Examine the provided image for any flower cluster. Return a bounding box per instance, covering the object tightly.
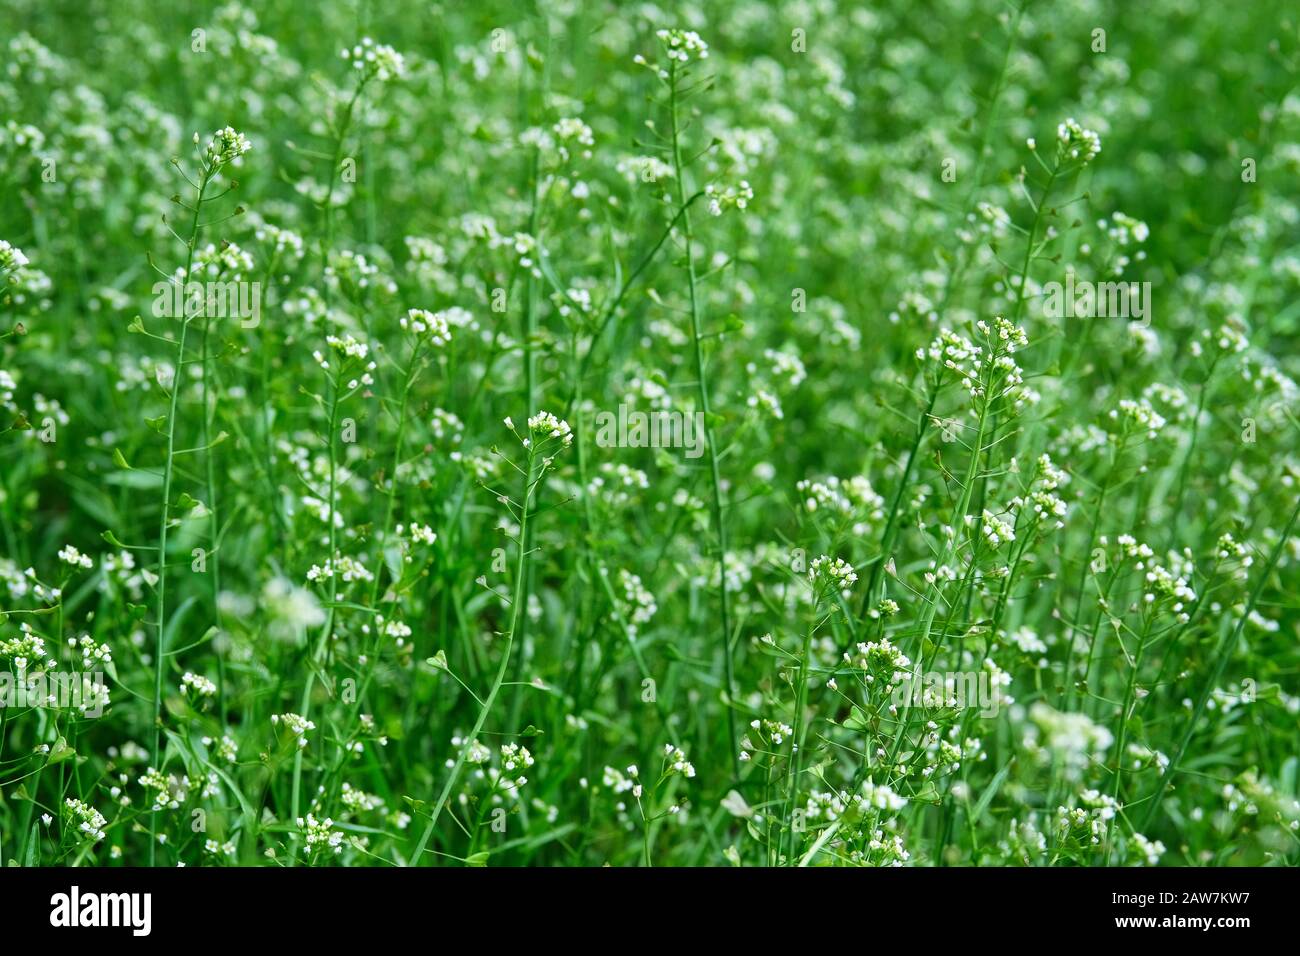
[73,633,112,667]
[400,308,453,346]
[271,712,317,747]
[918,328,980,379]
[402,522,438,546]
[0,623,46,671]
[299,813,345,854]
[341,37,406,82]
[663,743,696,778]
[1109,397,1167,439]
[1055,117,1101,166]
[190,241,255,280]
[0,239,29,275]
[64,797,108,843]
[796,475,886,527]
[306,555,373,584]
[551,117,594,163]
[740,718,794,763]
[57,545,93,570]
[655,29,709,64]
[809,554,858,591]
[619,570,658,637]
[705,180,754,216]
[602,765,637,795]
[499,743,535,789]
[203,126,252,168]
[975,509,1016,548]
[523,410,573,448]
[180,672,217,699]
[1142,561,1197,620]
[844,637,913,698]
[1024,704,1114,781]
[138,767,192,810]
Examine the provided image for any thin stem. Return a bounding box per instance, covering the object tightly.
[287,362,342,861]
[668,61,738,775]
[860,379,941,617]
[1104,614,1152,864]
[200,256,225,714]
[1139,495,1300,833]
[150,162,211,865]
[411,445,542,862]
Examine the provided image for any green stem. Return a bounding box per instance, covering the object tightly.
[860,379,941,618]
[1104,615,1152,864]
[1139,495,1300,833]
[287,363,343,862]
[668,61,738,774]
[149,163,210,866]
[411,445,542,863]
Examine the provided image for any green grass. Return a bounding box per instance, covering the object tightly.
[0,0,1298,867]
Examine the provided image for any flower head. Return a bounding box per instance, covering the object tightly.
[1055,118,1101,166]
[204,126,252,168]
[342,37,406,82]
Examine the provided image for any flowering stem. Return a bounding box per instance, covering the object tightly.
[860,379,941,619]
[565,189,705,415]
[668,61,738,775]
[569,338,670,734]
[149,162,210,865]
[513,147,542,693]
[371,339,424,609]
[1012,163,1059,325]
[1165,356,1222,551]
[1062,442,1120,713]
[1139,495,1300,833]
[320,79,368,284]
[411,445,540,863]
[783,613,818,863]
[309,341,427,824]
[287,362,344,863]
[199,261,225,712]
[1104,614,1152,864]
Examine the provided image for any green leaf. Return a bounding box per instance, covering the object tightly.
[24,823,39,866]
[162,596,199,655]
[48,736,76,765]
[970,760,1014,824]
[842,705,870,731]
[911,780,941,804]
[103,469,164,489]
